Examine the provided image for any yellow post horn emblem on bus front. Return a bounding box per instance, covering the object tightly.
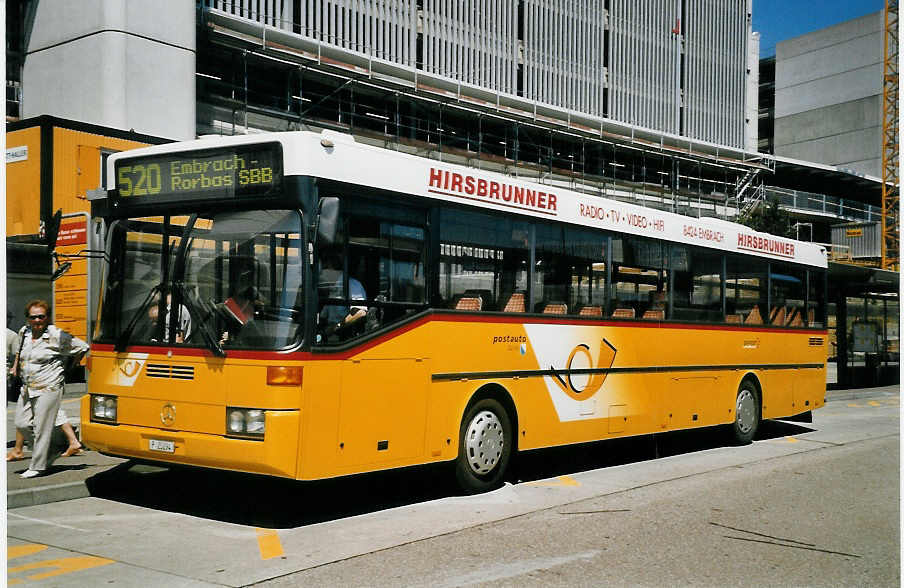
[550,339,617,402]
[109,355,147,387]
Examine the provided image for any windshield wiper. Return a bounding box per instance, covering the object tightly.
[171,281,226,358]
[115,283,162,352]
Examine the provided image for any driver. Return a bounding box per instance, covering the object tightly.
[318,251,367,340]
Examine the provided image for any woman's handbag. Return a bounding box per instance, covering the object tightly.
[7,330,25,403]
[6,372,22,403]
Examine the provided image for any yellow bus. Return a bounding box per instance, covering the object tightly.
[82,130,827,493]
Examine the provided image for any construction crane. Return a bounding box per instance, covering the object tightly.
[882,0,899,270]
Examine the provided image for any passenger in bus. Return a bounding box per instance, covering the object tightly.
[318,251,367,341]
[146,292,191,343]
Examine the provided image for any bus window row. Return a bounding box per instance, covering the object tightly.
[315,190,827,345]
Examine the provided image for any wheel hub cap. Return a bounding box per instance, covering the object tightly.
[465,410,504,475]
[736,389,756,434]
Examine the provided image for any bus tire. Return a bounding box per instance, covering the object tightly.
[731,380,760,445]
[455,398,512,494]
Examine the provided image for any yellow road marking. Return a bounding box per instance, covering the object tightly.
[785,436,799,443]
[527,475,581,487]
[847,403,861,408]
[8,556,114,582]
[7,544,47,559]
[256,528,284,560]
[868,401,881,407]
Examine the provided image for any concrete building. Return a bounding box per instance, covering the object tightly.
[18,0,196,141]
[772,11,883,177]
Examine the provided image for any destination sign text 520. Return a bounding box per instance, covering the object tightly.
[115,144,282,201]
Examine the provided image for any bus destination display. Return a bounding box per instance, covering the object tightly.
[115,144,282,201]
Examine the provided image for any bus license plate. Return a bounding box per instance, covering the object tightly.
[149,439,175,453]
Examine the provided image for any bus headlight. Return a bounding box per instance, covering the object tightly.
[90,395,118,424]
[226,407,266,440]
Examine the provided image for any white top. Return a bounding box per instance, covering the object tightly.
[19,325,88,396]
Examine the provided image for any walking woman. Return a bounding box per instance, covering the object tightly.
[11,300,88,478]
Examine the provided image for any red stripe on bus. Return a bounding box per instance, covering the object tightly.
[90,316,827,361]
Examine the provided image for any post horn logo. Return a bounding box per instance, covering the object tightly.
[550,339,617,401]
[118,359,141,378]
[161,404,176,427]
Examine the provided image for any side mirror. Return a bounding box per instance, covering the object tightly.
[44,209,63,249]
[52,260,72,282]
[316,197,340,246]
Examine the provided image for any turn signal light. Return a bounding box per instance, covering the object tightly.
[267,366,302,386]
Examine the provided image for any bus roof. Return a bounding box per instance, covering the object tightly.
[108,130,828,268]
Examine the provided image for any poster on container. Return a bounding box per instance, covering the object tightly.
[53,213,90,347]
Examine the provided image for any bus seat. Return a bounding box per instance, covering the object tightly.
[579,306,602,317]
[807,308,815,325]
[642,309,664,320]
[612,307,635,319]
[787,308,803,327]
[464,289,494,310]
[770,306,786,325]
[542,302,567,315]
[745,306,763,324]
[503,292,525,313]
[725,314,742,324]
[455,296,482,311]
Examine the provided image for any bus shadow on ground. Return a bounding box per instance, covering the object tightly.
[84,418,815,529]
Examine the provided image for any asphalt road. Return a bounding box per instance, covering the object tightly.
[7,387,899,587]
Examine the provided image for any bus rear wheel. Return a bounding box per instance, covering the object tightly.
[455,398,512,494]
[731,380,760,445]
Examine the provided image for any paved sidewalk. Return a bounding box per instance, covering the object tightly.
[6,383,126,508]
[6,383,899,509]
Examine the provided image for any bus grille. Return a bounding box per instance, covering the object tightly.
[808,337,825,346]
[146,363,195,380]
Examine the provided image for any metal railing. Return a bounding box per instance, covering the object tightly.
[764,186,883,223]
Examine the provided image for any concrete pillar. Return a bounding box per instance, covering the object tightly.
[22,0,195,140]
[835,291,849,389]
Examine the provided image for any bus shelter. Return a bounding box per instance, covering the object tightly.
[828,263,899,389]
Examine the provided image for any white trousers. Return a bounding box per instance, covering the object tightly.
[15,387,65,472]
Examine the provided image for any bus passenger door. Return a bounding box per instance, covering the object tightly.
[337,358,429,469]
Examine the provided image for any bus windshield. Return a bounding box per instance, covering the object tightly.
[98,209,305,352]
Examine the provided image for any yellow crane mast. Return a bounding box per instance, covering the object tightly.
[882,0,899,270]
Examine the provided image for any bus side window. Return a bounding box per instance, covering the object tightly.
[610,236,666,320]
[671,245,722,322]
[317,200,427,344]
[726,254,767,326]
[439,208,529,313]
[770,262,806,327]
[807,269,826,327]
[536,224,606,316]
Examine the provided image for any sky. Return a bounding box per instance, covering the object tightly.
[753,0,886,57]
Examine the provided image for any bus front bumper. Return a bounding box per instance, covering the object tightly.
[80,412,300,478]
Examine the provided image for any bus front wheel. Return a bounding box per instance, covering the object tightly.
[731,380,760,445]
[455,398,512,494]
